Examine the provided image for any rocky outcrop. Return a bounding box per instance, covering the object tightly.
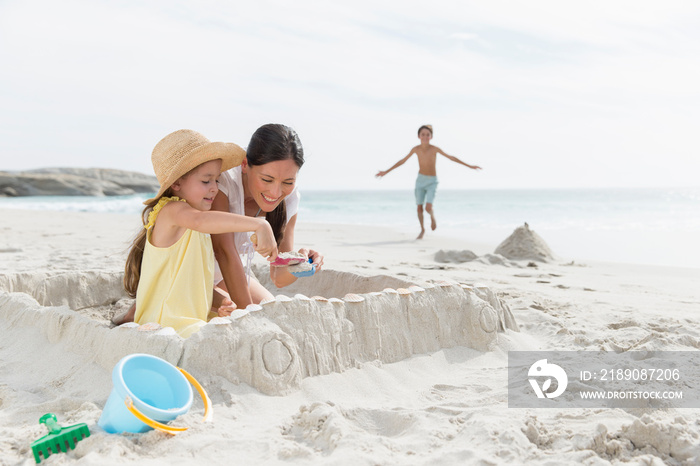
[0,168,159,197]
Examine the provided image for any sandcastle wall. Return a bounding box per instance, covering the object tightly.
[0,267,518,395]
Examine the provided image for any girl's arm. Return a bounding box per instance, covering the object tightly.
[437,148,482,170]
[375,149,415,177]
[164,200,278,258]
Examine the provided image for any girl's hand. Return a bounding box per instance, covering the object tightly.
[251,220,278,260]
[217,297,236,317]
[212,286,236,317]
[298,248,324,271]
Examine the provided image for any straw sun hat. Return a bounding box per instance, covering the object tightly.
[145,129,246,205]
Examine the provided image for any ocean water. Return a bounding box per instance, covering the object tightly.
[2,188,698,268]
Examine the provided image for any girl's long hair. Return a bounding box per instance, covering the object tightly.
[246,124,304,245]
[123,189,174,297]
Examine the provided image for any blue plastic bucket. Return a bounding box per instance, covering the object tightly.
[98,354,193,434]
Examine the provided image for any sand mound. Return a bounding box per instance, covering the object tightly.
[434,250,519,267]
[494,223,556,262]
[434,249,478,263]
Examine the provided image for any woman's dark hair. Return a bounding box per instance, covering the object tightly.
[247,124,304,245]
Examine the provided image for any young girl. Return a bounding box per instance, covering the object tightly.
[123,129,277,338]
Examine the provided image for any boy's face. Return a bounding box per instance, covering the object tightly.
[418,128,432,143]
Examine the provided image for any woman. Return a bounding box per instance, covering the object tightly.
[212,123,323,307]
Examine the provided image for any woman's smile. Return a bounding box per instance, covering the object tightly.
[261,192,281,204]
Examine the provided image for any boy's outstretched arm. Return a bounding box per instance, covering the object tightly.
[376,150,414,177]
[437,148,482,170]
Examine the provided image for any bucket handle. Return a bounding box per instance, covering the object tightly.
[123,367,212,435]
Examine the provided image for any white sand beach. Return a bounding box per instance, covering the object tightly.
[1,208,699,465]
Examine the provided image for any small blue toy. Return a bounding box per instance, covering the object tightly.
[289,258,316,278]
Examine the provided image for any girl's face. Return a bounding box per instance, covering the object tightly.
[243,159,299,212]
[172,159,222,211]
[418,128,432,144]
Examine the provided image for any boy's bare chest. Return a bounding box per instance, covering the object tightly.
[415,147,437,161]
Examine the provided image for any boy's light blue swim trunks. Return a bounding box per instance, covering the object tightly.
[415,174,438,205]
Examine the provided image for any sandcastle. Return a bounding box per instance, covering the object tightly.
[0,266,519,395]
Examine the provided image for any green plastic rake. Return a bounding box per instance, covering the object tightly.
[30,413,90,463]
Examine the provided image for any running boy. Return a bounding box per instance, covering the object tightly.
[375,125,481,239]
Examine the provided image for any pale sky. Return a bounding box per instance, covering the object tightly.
[1,0,699,190]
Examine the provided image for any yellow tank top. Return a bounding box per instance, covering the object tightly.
[134,197,214,338]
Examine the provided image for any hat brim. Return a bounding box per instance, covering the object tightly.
[144,141,245,205]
